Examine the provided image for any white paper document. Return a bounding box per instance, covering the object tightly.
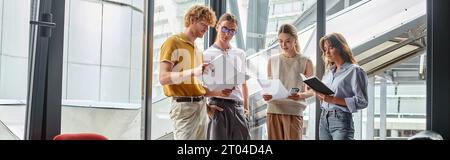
[203,54,248,91]
[257,79,290,100]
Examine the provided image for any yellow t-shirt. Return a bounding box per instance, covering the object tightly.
[159,33,206,97]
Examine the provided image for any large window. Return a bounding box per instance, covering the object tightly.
[0,0,31,140]
[0,0,437,141]
[60,0,145,140]
[325,0,427,140]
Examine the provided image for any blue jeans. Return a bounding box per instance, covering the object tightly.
[319,109,354,140]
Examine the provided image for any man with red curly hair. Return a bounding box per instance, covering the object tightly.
[159,5,231,140]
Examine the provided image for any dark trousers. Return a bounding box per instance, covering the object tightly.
[207,98,251,140]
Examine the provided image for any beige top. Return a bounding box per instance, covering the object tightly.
[267,54,310,116]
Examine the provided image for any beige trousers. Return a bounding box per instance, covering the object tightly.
[169,99,207,140]
[267,113,303,140]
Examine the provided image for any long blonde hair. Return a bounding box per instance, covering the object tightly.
[319,33,356,68]
[278,24,301,54]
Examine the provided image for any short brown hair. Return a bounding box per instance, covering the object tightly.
[216,13,238,27]
[184,5,217,28]
[319,33,357,68]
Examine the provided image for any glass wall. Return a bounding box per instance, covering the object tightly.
[325,0,427,140]
[0,0,433,141]
[0,0,31,140]
[265,0,316,47]
[372,76,426,140]
[60,0,145,140]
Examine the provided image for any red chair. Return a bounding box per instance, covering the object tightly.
[53,133,108,140]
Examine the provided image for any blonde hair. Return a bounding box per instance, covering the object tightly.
[278,24,301,54]
[319,33,357,68]
[184,5,217,28]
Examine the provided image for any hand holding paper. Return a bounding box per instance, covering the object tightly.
[203,54,248,91]
[257,79,290,101]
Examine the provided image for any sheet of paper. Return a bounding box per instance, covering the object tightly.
[257,79,290,100]
[203,54,247,91]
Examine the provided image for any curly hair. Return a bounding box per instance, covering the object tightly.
[184,5,217,28]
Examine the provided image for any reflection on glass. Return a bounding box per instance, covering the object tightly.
[0,0,31,140]
[61,0,145,140]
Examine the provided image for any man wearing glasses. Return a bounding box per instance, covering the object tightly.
[203,13,251,140]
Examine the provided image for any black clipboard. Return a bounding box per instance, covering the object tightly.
[300,74,334,95]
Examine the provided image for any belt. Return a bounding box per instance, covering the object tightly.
[321,109,350,115]
[209,97,243,105]
[322,109,346,112]
[173,96,204,102]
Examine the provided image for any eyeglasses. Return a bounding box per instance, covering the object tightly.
[221,26,236,36]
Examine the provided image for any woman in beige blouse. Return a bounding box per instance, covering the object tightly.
[263,24,314,140]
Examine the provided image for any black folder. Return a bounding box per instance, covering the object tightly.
[301,74,334,95]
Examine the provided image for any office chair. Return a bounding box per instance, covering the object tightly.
[53,133,108,140]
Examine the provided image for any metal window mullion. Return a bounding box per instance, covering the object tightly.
[26,0,65,140]
[354,110,362,140]
[380,77,387,140]
[26,0,52,140]
[128,6,133,106]
[25,36,48,140]
[425,0,432,133]
[98,2,104,103]
[25,0,39,140]
[315,0,326,140]
[207,0,226,48]
[143,0,154,140]
[228,0,245,50]
[366,76,375,140]
[344,0,350,8]
[43,0,65,140]
[426,0,450,140]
